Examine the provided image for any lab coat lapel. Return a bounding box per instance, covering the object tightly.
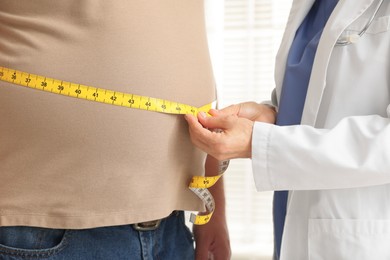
[300,0,375,126]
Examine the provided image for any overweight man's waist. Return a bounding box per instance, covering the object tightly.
[0,153,205,228]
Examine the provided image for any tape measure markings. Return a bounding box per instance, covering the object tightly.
[0,67,209,116]
[189,159,229,225]
[0,66,225,225]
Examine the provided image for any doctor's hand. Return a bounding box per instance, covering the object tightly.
[184,102,276,161]
[217,102,276,124]
[185,110,253,160]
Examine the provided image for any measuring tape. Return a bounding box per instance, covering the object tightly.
[189,160,229,225]
[0,66,228,225]
[0,67,213,115]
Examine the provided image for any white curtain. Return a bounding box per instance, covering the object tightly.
[204,1,293,259]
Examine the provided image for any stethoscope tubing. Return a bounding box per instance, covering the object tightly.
[336,0,385,46]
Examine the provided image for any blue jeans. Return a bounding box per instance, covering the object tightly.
[0,211,194,260]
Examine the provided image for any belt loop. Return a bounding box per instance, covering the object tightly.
[133,219,161,231]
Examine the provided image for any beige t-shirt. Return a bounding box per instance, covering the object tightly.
[0,0,215,228]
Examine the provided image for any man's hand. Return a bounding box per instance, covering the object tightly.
[193,213,230,260]
[193,155,231,260]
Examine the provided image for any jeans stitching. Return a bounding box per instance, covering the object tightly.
[0,230,73,258]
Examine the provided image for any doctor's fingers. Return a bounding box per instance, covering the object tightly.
[218,102,276,124]
[185,114,253,160]
[197,112,238,130]
[188,131,230,160]
[185,114,215,147]
[234,102,276,123]
[186,115,253,160]
[185,115,225,158]
[215,104,241,116]
[219,102,257,118]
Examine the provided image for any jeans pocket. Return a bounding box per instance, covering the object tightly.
[0,226,71,258]
[178,212,194,245]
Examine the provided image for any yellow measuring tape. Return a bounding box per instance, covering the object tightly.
[0,66,227,225]
[189,160,229,225]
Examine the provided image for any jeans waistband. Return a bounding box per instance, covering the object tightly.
[132,211,180,231]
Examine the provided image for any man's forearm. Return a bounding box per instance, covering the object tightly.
[205,155,226,219]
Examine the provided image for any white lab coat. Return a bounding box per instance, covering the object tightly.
[251,0,390,259]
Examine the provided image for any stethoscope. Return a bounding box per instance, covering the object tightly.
[336,0,385,45]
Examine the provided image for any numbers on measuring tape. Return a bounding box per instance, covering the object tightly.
[3,67,212,116]
[0,66,220,225]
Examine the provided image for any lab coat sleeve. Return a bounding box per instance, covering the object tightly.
[251,112,390,191]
